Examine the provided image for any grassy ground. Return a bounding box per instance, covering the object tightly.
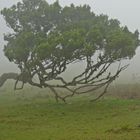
[0,85,140,140]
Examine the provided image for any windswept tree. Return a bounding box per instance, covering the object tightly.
[0,0,139,102]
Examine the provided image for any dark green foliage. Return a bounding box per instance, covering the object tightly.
[1,0,139,64]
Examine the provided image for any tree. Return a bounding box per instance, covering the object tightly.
[0,0,139,102]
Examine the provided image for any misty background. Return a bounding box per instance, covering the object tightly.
[0,0,140,83]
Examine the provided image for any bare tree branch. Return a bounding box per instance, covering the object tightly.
[0,73,19,87]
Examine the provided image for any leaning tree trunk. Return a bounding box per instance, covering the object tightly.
[0,73,19,87]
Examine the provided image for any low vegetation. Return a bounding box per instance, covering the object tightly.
[0,84,140,140]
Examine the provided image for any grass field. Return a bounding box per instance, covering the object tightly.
[0,84,140,140]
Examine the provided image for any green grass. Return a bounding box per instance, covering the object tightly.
[0,86,140,140]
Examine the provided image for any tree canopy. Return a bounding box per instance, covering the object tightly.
[0,0,139,102]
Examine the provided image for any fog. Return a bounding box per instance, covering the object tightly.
[0,0,140,83]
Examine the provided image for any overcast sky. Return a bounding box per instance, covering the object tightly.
[0,0,140,83]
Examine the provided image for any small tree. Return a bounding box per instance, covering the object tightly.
[0,0,139,102]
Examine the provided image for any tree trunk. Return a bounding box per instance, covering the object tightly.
[0,73,19,87]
